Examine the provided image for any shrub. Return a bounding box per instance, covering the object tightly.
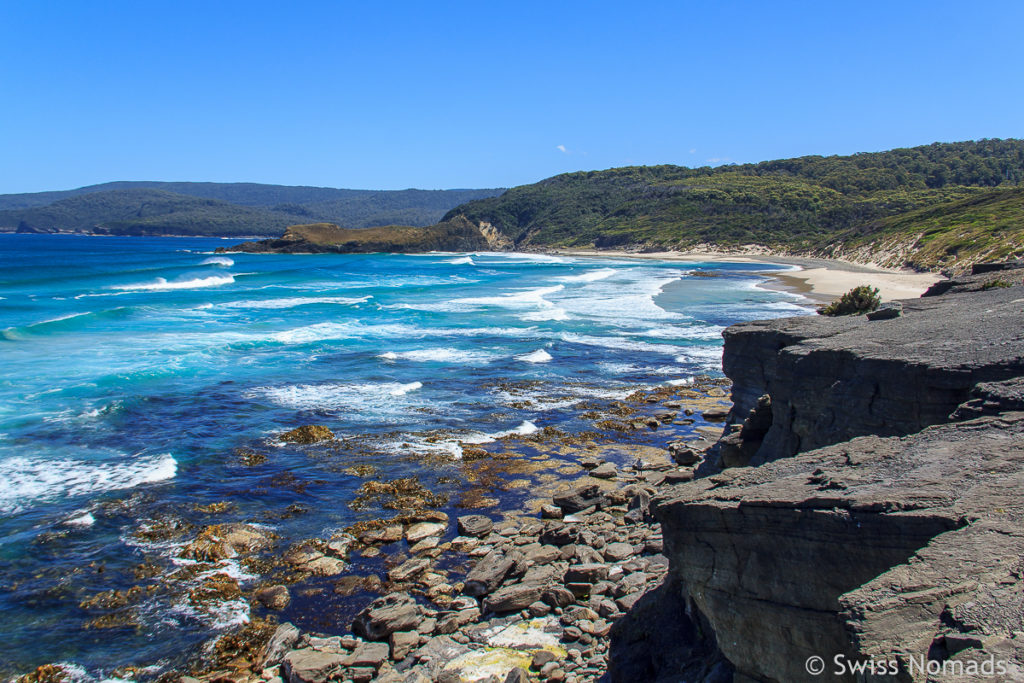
[981,279,1012,290]
[819,285,881,316]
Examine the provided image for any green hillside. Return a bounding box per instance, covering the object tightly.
[444,139,1024,270]
[0,183,503,235]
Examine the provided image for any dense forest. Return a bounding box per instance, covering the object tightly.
[0,183,502,236]
[444,139,1024,269]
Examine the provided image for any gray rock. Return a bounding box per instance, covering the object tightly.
[456,514,493,538]
[483,581,544,613]
[589,463,617,479]
[345,641,389,667]
[281,648,346,683]
[541,586,576,608]
[602,542,633,562]
[540,504,564,519]
[464,549,523,596]
[256,584,291,611]
[667,441,702,466]
[387,557,431,583]
[564,564,609,584]
[351,593,422,641]
[261,622,301,668]
[552,484,603,513]
[389,630,419,661]
[503,667,531,683]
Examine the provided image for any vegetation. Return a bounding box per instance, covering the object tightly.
[0,184,503,236]
[444,139,1024,271]
[819,286,881,316]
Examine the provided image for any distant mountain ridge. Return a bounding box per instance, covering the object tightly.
[0,182,504,236]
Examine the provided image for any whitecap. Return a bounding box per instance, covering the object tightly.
[557,267,616,283]
[561,332,680,355]
[666,377,695,386]
[519,308,569,322]
[111,274,235,292]
[64,511,95,527]
[389,381,423,396]
[377,348,498,364]
[217,295,371,310]
[452,285,564,309]
[250,381,426,414]
[517,349,552,363]
[446,256,475,265]
[200,256,234,267]
[0,452,177,515]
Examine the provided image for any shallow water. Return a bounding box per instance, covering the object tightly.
[0,234,809,678]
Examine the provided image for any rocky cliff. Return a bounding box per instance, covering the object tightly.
[611,266,1024,682]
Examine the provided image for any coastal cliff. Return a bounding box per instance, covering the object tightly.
[610,265,1024,682]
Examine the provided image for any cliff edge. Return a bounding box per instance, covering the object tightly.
[611,265,1024,682]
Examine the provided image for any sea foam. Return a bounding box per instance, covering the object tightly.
[0,452,177,515]
[200,256,234,267]
[112,274,235,292]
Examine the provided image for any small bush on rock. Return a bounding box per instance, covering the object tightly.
[819,285,881,316]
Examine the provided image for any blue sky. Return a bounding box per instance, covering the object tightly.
[1,1,1022,193]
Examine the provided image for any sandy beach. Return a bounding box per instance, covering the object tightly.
[555,249,944,305]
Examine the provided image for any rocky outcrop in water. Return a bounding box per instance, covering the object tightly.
[611,266,1024,682]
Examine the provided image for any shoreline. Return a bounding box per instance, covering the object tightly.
[551,248,944,304]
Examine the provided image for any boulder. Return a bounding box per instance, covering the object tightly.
[552,484,603,513]
[352,593,422,641]
[483,582,544,613]
[456,514,493,538]
[389,631,419,661]
[464,549,522,596]
[589,463,617,479]
[255,585,291,610]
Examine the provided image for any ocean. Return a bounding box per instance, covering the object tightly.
[0,234,810,679]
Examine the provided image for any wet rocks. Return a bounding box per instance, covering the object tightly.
[279,425,335,444]
[180,523,275,562]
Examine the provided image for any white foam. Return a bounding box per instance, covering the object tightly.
[452,285,564,309]
[517,349,552,363]
[0,452,177,515]
[506,420,539,436]
[36,311,93,325]
[217,295,370,310]
[377,348,498,364]
[200,256,234,267]
[111,274,235,292]
[250,381,426,413]
[561,332,681,355]
[666,376,695,386]
[64,511,95,527]
[389,381,423,396]
[519,308,569,322]
[495,252,568,263]
[557,267,616,283]
[446,256,475,265]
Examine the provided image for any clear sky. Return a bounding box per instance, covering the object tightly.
[1,1,1022,193]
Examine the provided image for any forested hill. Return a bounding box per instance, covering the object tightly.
[0,183,503,236]
[444,139,1024,271]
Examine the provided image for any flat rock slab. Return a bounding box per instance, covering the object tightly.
[282,649,346,683]
[352,592,422,641]
[406,522,446,543]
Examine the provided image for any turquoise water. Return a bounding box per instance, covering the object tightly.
[0,235,808,678]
